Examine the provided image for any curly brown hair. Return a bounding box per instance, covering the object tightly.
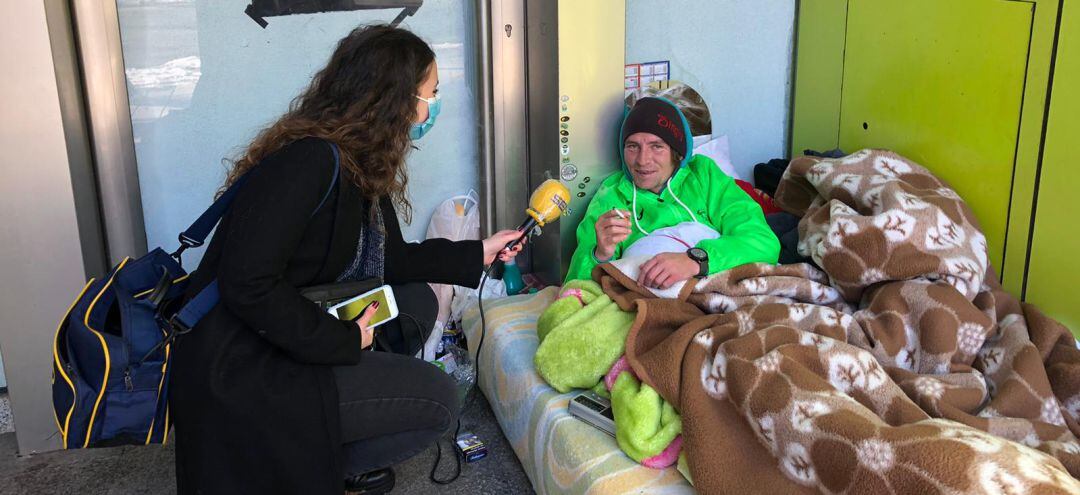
[222,24,435,223]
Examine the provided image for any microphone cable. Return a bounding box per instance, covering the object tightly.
[429,418,463,484]
[473,262,498,396]
[428,261,499,485]
[430,178,565,483]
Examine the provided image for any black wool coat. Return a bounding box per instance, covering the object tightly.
[171,137,483,494]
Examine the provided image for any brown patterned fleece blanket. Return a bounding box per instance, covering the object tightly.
[594,150,1080,494]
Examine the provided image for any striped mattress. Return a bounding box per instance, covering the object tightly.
[462,287,693,494]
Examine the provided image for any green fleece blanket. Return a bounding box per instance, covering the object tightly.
[611,372,683,464]
[534,280,633,393]
[534,281,682,465]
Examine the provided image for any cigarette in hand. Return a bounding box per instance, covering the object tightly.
[612,209,626,219]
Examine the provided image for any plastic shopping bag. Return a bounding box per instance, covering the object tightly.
[426,190,480,243]
[422,191,480,361]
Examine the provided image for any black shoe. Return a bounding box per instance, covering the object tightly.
[344,467,395,494]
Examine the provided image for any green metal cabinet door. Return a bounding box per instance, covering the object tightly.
[1026,0,1080,337]
[837,0,1033,272]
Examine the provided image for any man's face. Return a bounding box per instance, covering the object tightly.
[624,132,676,193]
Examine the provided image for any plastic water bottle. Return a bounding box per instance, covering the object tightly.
[448,344,476,404]
[503,258,524,295]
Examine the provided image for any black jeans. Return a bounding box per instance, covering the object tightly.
[334,283,460,476]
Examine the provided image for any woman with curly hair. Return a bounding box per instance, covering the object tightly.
[170,24,523,494]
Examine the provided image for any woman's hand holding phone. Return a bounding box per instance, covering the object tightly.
[353,301,380,349]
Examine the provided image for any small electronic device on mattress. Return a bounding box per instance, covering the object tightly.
[568,391,616,437]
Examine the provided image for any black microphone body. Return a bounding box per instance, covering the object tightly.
[504,217,538,252]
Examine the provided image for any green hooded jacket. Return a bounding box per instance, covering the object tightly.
[565,98,780,283]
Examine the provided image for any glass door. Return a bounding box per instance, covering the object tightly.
[114,0,483,265]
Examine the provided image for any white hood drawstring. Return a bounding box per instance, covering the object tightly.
[631,186,650,236]
[630,177,699,237]
[666,179,699,224]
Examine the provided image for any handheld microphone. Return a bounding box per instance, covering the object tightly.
[504,179,572,252]
[473,179,569,476]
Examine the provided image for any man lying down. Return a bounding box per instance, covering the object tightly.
[565,96,780,289]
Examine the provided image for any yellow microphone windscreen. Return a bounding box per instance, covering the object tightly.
[526,179,571,227]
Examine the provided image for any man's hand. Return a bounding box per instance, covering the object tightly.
[637,252,699,289]
[594,209,632,261]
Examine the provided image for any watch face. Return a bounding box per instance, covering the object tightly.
[689,248,708,261]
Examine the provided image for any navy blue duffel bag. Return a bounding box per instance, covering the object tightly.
[52,143,340,448]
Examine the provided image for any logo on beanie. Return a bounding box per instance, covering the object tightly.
[657,114,683,143]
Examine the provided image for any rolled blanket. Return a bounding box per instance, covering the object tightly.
[536,279,605,343]
[606,355,684,469]
[610,371,683,465]
[535,282,686,469]
[534,281,634,393]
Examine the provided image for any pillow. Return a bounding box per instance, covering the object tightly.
[691,134,742,181]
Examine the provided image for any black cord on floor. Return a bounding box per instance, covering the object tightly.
[426,263,498,485]
[429,418,463,484]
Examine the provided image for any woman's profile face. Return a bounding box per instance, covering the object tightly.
[415,61,439,123]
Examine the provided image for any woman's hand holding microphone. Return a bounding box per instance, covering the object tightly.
[482,230,527,265]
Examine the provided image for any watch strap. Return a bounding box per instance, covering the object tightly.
[687,248,708,278]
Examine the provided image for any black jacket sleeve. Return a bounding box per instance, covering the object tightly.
[217,139,364,365]
[382,197,485,288]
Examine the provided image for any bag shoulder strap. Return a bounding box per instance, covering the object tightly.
[171,141,341,331]
[175,141,341,254]
[313,141,341,215]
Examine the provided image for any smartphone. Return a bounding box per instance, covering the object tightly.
[326,285,399,327]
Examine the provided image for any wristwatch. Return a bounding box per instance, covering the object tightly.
[686,247,709,278]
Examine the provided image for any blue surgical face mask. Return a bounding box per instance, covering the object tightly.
[410,94,441,140]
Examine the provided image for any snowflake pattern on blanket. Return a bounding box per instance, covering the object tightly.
[597,150,1080,494]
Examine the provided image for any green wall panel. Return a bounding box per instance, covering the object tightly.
[837,0,1032,272]
[790,0,848,156]
[1026,0,1080,337]
[790,0,1061,296]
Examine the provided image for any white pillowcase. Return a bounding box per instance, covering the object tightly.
[691,134,743,181]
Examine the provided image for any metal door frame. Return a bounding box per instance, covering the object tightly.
[70,0,148,266]
[1,0,111,456]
